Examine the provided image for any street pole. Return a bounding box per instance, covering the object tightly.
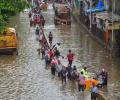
[90,0,92,31]
[32,0,33,6]
[111,0,116,57]
[111,0,115,51]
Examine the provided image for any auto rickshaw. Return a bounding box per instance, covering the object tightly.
[0,27,18,55]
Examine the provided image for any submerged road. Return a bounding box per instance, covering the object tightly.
[0,4,120,100]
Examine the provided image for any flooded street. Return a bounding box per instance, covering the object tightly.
[0,4,120,100]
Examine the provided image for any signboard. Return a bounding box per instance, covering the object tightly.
[108,23,120,30]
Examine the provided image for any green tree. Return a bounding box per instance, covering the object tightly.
[0,0,30,33]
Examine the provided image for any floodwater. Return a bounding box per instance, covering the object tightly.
[0,4,120,100]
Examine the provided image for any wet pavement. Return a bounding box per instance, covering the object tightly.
[0,4,120,100]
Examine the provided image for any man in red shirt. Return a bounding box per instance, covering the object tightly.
[67,49,74,67]
[48,49,53,63]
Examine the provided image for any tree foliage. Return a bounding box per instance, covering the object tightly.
[0,0,30,32]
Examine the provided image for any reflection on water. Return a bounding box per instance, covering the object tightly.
[0,4,120,100]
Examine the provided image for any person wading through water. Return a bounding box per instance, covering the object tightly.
[35,26,40,35]
[71,65,78,80]
[48,32,53,47]
[48,49,53,64]
[78,72,85,92]
[66,64,72,80]
[53,47,60,58]
[61,66,67,84]
[98,68,108,86]
[45,51,50,68]
[51,62,56,76]
[67,49,74,67]
[41,46,45,59]
[56,60,62,77]
[40,15,45,28]
[90,83,99,100]
[80,67,89,78]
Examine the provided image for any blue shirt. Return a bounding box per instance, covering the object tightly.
[90,86,99,94]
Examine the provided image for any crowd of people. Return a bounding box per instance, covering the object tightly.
[28,2,108,100]
[37,30,108,100]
